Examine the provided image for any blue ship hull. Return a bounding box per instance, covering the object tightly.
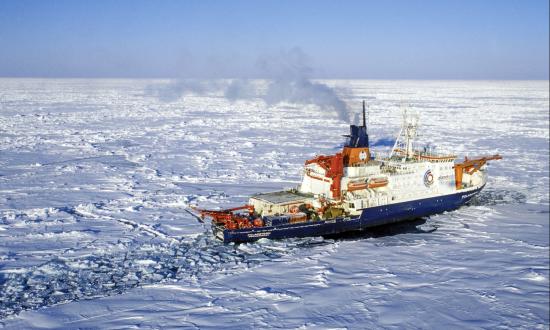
[217,185,484,243]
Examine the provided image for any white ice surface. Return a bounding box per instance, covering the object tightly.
[0,79,548,329]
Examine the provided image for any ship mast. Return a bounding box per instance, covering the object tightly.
[389,107,419,161]
[362,100,367,128]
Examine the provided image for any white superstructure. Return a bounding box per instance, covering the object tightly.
[295,108,495,216]
[250,103,500,219]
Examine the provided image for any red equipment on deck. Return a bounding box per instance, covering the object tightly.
[198,205,257,229]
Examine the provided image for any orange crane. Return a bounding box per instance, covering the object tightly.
[304,153,344,199]
[454,154,502,189]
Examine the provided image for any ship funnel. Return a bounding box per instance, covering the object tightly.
[343,101,371,165]
[344,101,370,149]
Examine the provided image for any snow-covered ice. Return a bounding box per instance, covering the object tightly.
[0,78,548,329]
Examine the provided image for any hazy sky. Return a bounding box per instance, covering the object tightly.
[1,0,548,79]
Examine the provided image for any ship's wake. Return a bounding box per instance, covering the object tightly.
[0,233,326,318]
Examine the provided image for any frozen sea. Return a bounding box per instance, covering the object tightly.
[0,79,548,329]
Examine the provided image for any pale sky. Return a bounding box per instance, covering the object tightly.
[1,0,548,79]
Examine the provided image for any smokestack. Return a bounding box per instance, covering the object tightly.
[362,100,366,128]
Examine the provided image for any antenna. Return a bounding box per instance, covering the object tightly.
[389,104,419,161]
[362,100,366,128]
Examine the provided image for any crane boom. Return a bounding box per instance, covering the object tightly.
[454,154,502,189]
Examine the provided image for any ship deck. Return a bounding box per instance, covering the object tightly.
[250,190,313,205]
[223,184,485,243]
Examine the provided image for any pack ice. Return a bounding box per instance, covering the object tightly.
[0,79,548,329]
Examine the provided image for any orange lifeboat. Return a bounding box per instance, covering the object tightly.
[347,177,389,191]
[367,177,389,188]
[347,181,368,192]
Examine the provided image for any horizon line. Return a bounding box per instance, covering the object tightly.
[0,76,548,81]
